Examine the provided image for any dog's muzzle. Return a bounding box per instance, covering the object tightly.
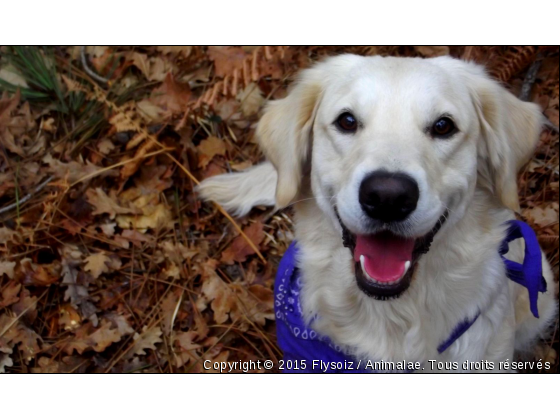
[336,209,448,300]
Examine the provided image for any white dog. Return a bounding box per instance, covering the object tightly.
[198,55,557,372]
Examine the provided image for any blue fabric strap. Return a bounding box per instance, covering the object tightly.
[437,314,480,354]
[499,220,547,318]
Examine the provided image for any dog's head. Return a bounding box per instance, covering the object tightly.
[257,55,542,300]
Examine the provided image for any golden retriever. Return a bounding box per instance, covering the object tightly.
[198,55,557,371]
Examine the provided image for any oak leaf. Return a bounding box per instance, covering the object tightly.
[221,221,265,264]
[86,188,139,219]
[197,136,227,168]
[126,326,163,358]
[151,73,191,115]
[0,260,16,279]
[84,252,121,279]
[0,281,21,308]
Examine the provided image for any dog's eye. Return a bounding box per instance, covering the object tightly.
[336,112,358,133]
[431,117,457,138]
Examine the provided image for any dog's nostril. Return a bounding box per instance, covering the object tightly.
[359,171,419,223]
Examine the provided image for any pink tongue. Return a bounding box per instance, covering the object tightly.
[354,232,415,282]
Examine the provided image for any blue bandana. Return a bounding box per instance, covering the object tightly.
[274,220,547,372]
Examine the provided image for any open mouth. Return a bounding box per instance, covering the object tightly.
[337,210,448,300]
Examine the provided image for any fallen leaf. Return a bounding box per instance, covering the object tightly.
[0,260,16,279]
[208,46,247,78]
[151,73,191,115]
[86,188,139,219]
[84,252,120,279]
[0,64,28,87]
[137,99,166,123]
[129,52,173,82]
[173,331,201,368]
[156,46,193,57]
[116,203,172,232]
[197,136,227,168]
[126,326,163,358]
[0,314,41,362]
[201,268,237,324]
[414,46,450,57]
[97,139,116,155]
[43,153,115,184]
[237,83,264,117]
[524,204,559,227]
[0,281,21,307]
[221,221,265,264]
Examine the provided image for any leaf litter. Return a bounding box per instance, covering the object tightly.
[0,46,558,373]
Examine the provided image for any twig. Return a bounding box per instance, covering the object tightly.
[544,119,559,135]
[80,46,109,84]
[519,57,542,101]
[0,175,54,216]
[165,153,267,264]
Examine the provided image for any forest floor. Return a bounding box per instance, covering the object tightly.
[0,46,558,373]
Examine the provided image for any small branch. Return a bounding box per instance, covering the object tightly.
[80,46,110,84]
[0,175,54,215]
[519,57,542,101]
[543,119,559,135]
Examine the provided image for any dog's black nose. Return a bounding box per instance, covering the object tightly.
[359,171,419,223]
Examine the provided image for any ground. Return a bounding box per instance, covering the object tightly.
[0,46,557,373]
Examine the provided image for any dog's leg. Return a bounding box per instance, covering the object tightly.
[196,161,278,217]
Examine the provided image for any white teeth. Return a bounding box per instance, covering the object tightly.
[404,260,411,273]
[359,255,378,283]
[359,256,412,285]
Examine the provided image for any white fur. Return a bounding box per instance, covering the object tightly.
[198,55,557,371]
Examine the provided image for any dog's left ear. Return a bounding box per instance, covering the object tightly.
[454,60,543,212]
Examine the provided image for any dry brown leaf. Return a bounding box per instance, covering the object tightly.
[0,227,17,245]
[0,281,21,308]
[130,52,173,82]
[197,136,227,168]
[201,268,236,324]
[43,154,114,184]
[151,73,191,115]
[84,252,120,279]
[524,203,559,227]
[0,260,16,279]
[237,83,264,117]
[173,331,201,368]
[116,203,172,232]
[12,288,38,323]
[88,320,123,352]
[156,46,193,57]
[105,313,134,336]
[0,314,41,362]
[126,326,163,358]
[208,46,247,78]
[414,46,450,57]
[137,99,166,123]
[62,320,126,354]
[221,221,265,264]
[97,139,116,155]
[86,188,139,219]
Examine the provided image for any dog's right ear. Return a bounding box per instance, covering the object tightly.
[256,67,324,208]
